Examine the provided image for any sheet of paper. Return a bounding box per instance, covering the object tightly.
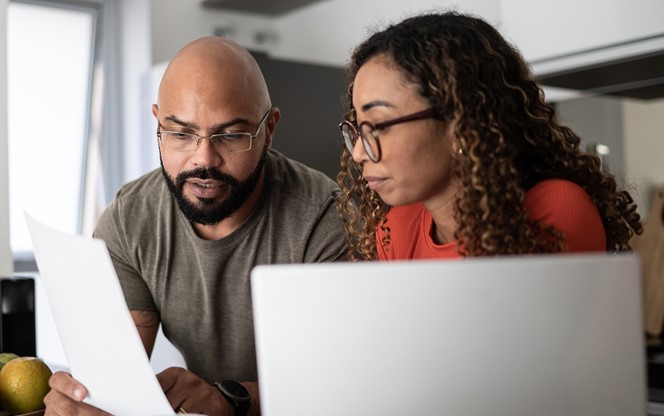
[25,213,175,416]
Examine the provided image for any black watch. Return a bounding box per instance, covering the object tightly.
[214,380,252,416]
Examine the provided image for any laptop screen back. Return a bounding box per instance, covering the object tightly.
[251,254,645,416]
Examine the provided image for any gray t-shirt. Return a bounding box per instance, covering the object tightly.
[93,149,347,382]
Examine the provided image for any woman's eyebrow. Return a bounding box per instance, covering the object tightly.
[360,100,395,113]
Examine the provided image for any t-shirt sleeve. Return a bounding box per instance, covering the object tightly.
[524,180,606,252]
[93,197,158,311]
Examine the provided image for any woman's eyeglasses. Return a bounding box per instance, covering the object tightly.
[339,108,440,163]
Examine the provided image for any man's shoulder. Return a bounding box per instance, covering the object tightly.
[105,169,169,219]
[115,169,165,201]
[95,168,173,238]
[266,149,339,202]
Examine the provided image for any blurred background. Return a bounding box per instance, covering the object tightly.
[0,0,663,380]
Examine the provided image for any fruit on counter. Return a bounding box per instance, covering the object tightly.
[0,353,18,370]
[0,357,53,415]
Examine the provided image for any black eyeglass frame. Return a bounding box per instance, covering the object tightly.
[157,108,272,154]
[339,107,441,163]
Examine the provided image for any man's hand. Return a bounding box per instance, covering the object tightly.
[44,371,110,416]
[157,367,232,415]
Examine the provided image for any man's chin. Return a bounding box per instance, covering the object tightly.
[178,195,237,225]
[186,194,222,208]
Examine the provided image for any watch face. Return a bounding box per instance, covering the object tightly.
[221,380,251,401]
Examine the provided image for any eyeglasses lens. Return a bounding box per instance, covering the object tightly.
[341,124,357,153]
[359,125,379,161]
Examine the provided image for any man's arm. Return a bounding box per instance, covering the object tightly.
[131,309,160,358]
[134,310,258,415]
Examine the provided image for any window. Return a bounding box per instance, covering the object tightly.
[7,1,97,269]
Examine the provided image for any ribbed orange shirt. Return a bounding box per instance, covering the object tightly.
[377,179,607,260]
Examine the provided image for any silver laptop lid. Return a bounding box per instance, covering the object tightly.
[251,254,645,416]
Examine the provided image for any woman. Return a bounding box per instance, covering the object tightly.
[336,11,642,261]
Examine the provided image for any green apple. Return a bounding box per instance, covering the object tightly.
[0,352,19,370]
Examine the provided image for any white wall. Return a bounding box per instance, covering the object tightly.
[623,97,664,217]
[0,0,11,276]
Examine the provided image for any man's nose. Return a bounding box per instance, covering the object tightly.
[191,136,223,167]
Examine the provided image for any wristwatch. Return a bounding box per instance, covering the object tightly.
[214,380,252,416]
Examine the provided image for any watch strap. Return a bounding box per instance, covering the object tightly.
[214,380,252,416]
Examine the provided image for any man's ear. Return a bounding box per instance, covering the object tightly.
[152,104,159,119]
[264,107,281,148]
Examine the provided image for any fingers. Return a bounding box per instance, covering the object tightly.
[157,366,186,393]
[157,368,227,415]
[44,388,109,416]
[157,367,188,410]
[48,371,88,402]
[44,372,109,416]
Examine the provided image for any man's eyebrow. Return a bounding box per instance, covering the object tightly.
[161,115,252,131]
[360,100,395,113]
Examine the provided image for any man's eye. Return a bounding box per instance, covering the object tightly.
[167,132,193,140]
[218,133,247,141]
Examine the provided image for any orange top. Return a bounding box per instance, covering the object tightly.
[377,179,606,260]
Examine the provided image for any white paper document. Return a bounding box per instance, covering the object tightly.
[26,213,175,416]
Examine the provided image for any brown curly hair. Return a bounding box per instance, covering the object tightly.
[336,11,642,261]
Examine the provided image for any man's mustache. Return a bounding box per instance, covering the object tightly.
[175,168,239,189]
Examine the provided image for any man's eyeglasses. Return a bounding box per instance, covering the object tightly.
[157,108,272,154]
[339,108,440,163]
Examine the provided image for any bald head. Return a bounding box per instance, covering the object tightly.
[156,37,271,121]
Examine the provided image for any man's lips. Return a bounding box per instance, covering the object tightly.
[186,179,227,199]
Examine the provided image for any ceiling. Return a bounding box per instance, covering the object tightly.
[201,0,328,16]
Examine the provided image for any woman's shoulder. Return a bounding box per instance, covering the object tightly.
[525,178,599,212]
[526,178,588,198]
[525,178,597,217]
[525,179,606,252]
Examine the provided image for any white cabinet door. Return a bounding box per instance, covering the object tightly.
[500,0,664,63]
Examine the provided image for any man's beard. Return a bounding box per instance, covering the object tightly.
[160,147,268,226]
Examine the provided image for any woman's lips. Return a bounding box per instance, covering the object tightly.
[364,176,386,190]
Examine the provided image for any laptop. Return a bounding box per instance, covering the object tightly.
[251,254,646,416]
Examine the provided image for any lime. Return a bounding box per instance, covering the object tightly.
[0,353,19,370]
[0,356,52,414]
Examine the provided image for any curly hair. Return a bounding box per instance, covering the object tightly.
[336,11,642,261]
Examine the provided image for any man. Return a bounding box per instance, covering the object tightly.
[45,37,347,415]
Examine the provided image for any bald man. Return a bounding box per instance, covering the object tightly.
[44,37,347,416]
